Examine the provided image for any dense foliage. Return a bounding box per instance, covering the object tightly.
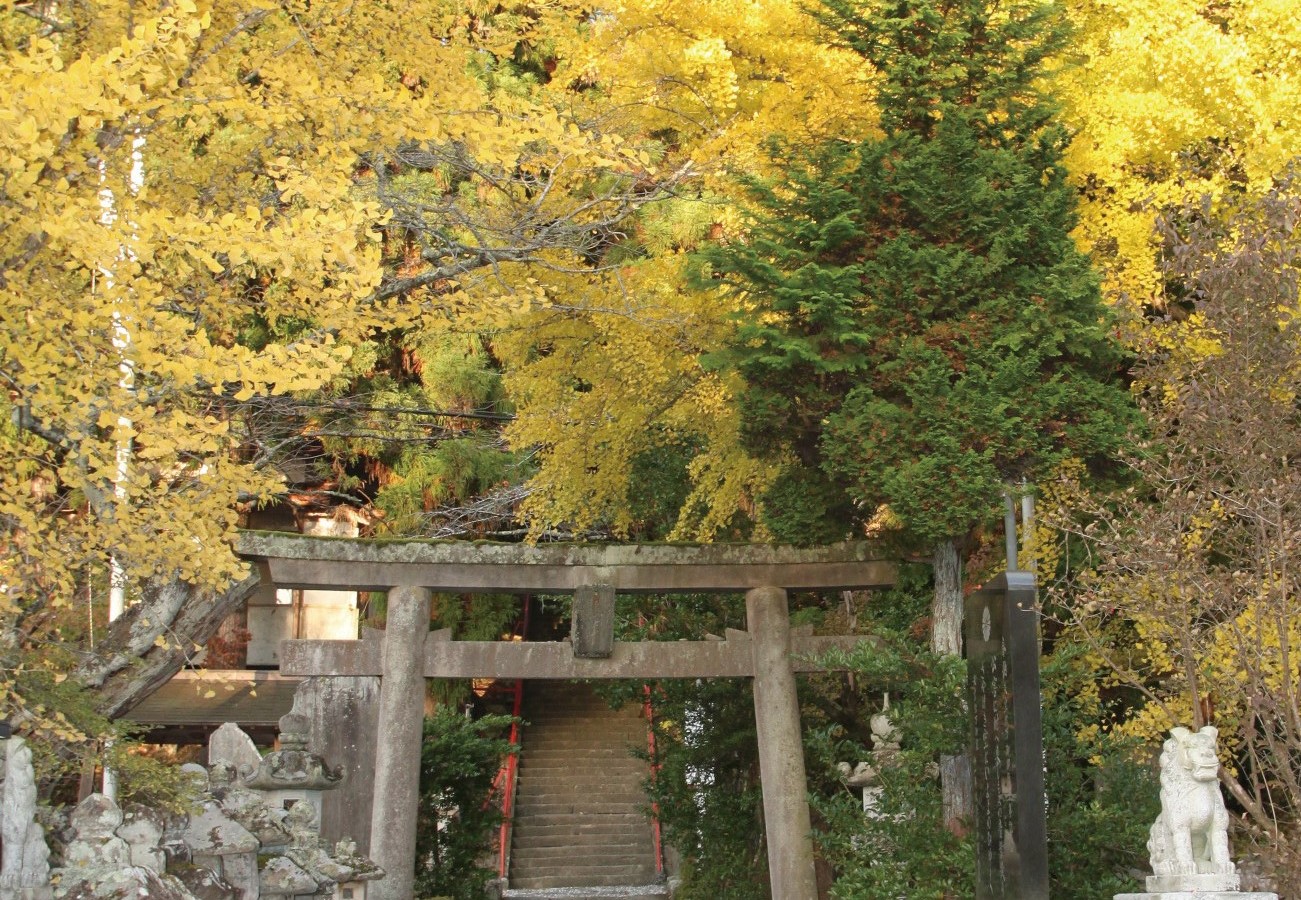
[414,708,517,900]
[809,635,973,900]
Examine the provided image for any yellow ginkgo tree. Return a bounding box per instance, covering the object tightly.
[496,0,880,540]
[0,0,670,744]
[1060,0,1301,308]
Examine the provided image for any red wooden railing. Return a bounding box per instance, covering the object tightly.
[644,683,665,876]
[494,597,531,880]
[495,678,524,879]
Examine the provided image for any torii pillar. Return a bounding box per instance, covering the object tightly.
[368,584,430,900]
[748,586,819,899]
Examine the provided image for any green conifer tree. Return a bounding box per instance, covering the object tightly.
[697,0,1139,830]
[699,0,1137,548]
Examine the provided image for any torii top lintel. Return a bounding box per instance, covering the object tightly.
[237,531,897,594]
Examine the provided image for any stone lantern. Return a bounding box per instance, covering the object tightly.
[244,711,342,823]
[209,761,291,852]
[839,699,901,819]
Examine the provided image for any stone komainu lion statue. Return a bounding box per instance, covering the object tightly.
[1148,726,1235,877]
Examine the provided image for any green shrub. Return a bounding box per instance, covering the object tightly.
[414,707,516,900]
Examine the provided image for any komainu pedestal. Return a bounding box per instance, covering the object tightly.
[1115,726,1276,900]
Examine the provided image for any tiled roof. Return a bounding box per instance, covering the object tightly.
[126,671,301,727]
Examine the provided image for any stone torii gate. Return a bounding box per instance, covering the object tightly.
[239,533,897,900]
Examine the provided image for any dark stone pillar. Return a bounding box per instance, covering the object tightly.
[965,571,1049,900]
[369,585,430,900]
[747,586,819,900]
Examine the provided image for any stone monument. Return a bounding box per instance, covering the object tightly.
[1116,726,1277,900]
[209,723,263,779]
[965,571,1049,899]
[1,736,52,900]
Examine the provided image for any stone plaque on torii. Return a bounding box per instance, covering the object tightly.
[239,532,896,900]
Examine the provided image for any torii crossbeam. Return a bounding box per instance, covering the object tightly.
[280,626,876,680]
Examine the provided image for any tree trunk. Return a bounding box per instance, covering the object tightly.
[932,539,963,656]
[933,538,973,834]
[78,572,261,719]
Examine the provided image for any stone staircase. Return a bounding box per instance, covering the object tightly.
[507,681,663,894]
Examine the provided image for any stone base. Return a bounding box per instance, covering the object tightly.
[1113,869,1284,898]
[1149,874,1241,892]
[1115,893,1278,900]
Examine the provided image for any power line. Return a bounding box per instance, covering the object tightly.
[274,400,516,422]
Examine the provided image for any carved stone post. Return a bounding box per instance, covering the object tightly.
[368,584,431,900]
[297,673,381,850]
[747,586,819,900]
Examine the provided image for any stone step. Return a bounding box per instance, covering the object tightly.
[514,775,646,788]
[513,793,649,807]
[516,766,646,778]
[514,781,646,792]
[518,766,643,778]
[512,828,652,848]
[511,830,648,845]
[502,887,669,900]
[515,776,645,789]
[512,795,645,806]
[524,724,644,731]
[513,781,647,794]
[518,749,644,760]
[509,827,650,842]
[511,839,657,854]
[518,764,643,775]
[513,814,651,828]
[510,870,661,890]
[514,810,649,821]
[519,755,644,766]
[527,702,641,710]
[509,806,647,821]
[514,784,648,799]
[515,782,644,796]
[516,784,645,794]
[511,847,656,864]
[510,860,659,878]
